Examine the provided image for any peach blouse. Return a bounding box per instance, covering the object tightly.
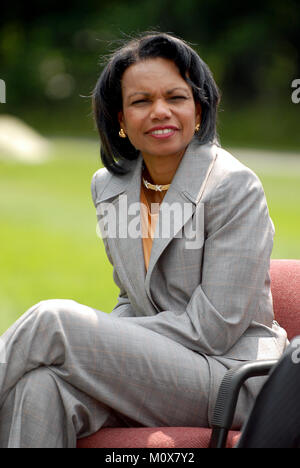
[140,185,160,271]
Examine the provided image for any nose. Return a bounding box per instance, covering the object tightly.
[150,99,172,120]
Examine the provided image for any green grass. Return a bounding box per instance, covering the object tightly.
[0,138,299,335]
[219,101,300,152]
[230,149,300,259]
[0,138,118,334]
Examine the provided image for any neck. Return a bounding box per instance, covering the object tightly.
[142,151,185,185]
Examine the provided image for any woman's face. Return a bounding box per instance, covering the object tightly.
[118,57,201,162]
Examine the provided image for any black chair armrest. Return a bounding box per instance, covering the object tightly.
[209,359,278,448]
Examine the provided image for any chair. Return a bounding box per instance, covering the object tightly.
[77,259,300,449]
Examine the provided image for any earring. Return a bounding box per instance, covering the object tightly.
[195,124,200,133]
[119,128,127,138]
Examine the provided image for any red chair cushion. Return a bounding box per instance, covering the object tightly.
[270,259,300,340]
[77,427,240,448]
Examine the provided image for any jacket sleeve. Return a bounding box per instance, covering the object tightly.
[91,171,136,318]
[103,236,137,318]
[122,167,275,355]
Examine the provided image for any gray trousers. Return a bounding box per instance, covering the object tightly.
[0,299,249,448]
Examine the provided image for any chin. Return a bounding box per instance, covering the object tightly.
[143,143,188,159]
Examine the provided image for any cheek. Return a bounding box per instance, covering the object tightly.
[182,111,197,135]
[122,109,142,130]
[121,112,143,148]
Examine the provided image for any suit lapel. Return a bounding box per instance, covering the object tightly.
[145,141,218,296]
[97,140,218,312]
[96,156,155,313]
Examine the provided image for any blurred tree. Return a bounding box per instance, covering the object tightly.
[0,0,299,145]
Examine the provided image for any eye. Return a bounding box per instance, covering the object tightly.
[131,99,149,105]
[169,95,188,101]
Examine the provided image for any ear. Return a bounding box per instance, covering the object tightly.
[195,102,202,126]
[118,111,126,131]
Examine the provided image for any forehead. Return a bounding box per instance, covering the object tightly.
[121,57,190,95]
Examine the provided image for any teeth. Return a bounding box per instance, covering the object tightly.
[151,129,174,135]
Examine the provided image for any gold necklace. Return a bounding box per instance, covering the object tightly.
[142,177,170,192]
[142,162,171,192]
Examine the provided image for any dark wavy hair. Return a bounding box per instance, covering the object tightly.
[92,32,220,175]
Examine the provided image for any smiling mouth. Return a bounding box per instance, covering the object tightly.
[147,128,178,138]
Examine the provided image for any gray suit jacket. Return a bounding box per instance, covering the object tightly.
[91,140,288,363]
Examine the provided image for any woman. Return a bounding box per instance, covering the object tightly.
[0,32,288,448]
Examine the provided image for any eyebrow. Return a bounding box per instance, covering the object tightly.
[127,87,190,99]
